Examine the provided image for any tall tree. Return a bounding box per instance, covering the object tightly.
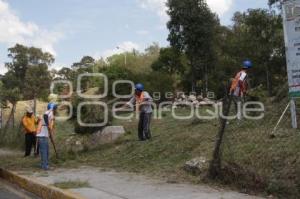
[268,0,280,6]
[71,56,95,92]
[24,65,51,115]
[5,44,54,97]
[231,9,284,96]
[151,47,187,75]
[57,67,75,80]
[1,71,22,128]
[5,44,29,91]
[167,0,218,93]
[71,56,95,70]
[4,44,54,119]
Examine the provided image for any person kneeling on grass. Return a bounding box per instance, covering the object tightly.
[117,83,153,141]
[36,103,57,170]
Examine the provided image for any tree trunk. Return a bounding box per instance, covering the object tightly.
[5,103,16,129]
[0,107,2,129]
[266,64,273,97]
[191,59,196,92]
[204,64,208,97]
[12,103,15,127]
[33,96,37,116]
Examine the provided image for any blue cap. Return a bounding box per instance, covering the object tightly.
[135,83,144,91]
[47,103,57,110]
[242,60,253,69]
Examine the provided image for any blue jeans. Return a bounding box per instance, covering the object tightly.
[38,137,49,170]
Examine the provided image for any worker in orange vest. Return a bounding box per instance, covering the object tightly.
[230,60,252,119]
[21,108,38,157]
[120,83,153,141]
[230,60,252,97]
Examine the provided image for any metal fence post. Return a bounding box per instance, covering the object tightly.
[290,98,297,129]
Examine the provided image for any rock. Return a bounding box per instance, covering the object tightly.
[184,157,208,175]
[188,95,197,102]
[64,136,85,152]
[192,100,199,105]
[199,101,210,106]
[91,126,125,145]
[173,101,179,106]
[74,141,84,151]
[162,107,171,111]
[198,98,215,106]
[197,95,204,101]
[216,101,223,106]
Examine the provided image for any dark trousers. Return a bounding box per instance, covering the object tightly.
[138,112,152,141]
[25,133,37,156]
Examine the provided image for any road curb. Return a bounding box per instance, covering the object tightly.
[0,168,85,199]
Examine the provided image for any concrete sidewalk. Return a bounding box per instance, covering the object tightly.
[0,179,39,199]
[23,167,264,199]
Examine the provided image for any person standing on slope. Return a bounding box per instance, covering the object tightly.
[119,83,153,141]
[21,108,38,157]
[229,60,253,119]
[36,103,57,170]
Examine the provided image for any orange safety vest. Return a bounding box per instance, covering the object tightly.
[135,92,145,112]
[230,70,247,96]
[22,115,37,134]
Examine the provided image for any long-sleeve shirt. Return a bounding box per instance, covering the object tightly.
[127,91,153,113]
[22,115,37,134]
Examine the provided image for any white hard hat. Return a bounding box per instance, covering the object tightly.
[26,107,33,113]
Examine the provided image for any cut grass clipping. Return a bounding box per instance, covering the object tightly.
[52,180,91,189]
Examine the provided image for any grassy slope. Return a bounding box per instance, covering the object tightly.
[1,102,300,197]
[218,100,300,198]
[69,109,219,182]
[0,108,218,180]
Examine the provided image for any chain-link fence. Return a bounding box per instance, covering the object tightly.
[209,93,300,197]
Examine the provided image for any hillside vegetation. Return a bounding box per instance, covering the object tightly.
[1,99,300,198]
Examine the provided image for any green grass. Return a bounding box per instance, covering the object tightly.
[0,127,24,150]
[68,108,218,181]
[1,103,300,198]
[219,101,300,197]
[52,180,90,189]
[0,108,217,181]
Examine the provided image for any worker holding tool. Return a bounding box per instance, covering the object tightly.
[21,108,38,157]
[36,103,57,170]
[229,60,252,119]
[118,83,153,141]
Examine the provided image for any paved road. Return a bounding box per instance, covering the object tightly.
[0,179,39,199]
[30,167,264,199]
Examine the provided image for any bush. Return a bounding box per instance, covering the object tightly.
[133,71,176,101]
[0,127,24,149]
[72,90,113,134]
[71,65,175,134]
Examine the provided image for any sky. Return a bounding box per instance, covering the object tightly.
[0,0,269,74]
